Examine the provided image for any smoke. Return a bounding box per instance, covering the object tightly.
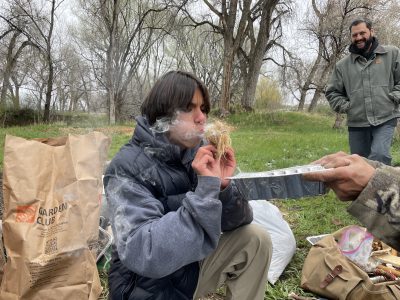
[150,111,205,142]
[150,117,173,134]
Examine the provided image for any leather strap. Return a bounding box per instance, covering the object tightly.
[320,265,343,288]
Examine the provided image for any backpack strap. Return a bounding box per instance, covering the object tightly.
[320,265,343,288]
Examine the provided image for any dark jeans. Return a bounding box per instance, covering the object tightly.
[348,119,397,165]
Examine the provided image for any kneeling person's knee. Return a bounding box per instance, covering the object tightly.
[237,224,272,254]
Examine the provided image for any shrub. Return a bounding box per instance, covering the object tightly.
[0,108,38,127]
[255,77,283,111]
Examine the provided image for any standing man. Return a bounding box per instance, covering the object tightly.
[325,18,400,165]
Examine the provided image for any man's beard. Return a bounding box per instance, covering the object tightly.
[350,36,374,54]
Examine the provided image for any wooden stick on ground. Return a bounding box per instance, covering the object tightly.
[377,265,400,277]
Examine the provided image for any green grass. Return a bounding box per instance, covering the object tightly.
[265,195,358,299]
[1,111,400,299]
[226,112,356,298]
[227,112,350,171]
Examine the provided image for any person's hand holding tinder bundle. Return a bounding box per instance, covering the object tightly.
[204,120,234,159]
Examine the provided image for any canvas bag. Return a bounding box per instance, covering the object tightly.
[1,132,110,300]
[301,226,400,300]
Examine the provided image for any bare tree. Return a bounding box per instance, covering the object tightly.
[182,0,289,115]
[239,1,291,111]
[367,0,400,48]
[77,0,183,124]
[168,25,224,108]
[0,9,43,109]
[181,1,250,115]
[25,51,48,114]
[131,32,176,114]
[0,29,36,108]
[1,0,63,122]
[52,44,93,113]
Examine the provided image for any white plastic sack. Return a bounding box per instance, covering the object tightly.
[249,200,296,284]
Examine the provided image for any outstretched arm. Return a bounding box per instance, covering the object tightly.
[303,151,375,200]
[303,151,400,250]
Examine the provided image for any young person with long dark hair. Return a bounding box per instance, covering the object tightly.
[104,70,272,300]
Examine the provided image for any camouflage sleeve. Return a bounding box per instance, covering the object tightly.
[347,165,400,251]
[364,158,385,169]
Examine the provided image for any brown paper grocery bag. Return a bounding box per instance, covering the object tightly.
[1,132,110,300]
[0,221,5,284]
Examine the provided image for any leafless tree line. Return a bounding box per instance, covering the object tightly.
[0,0,399,124]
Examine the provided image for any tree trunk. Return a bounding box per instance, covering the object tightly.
[298,43,323,111]
[307,89,322,112]
[1,69,12,108]
[80,73,90,112]
[43,56,53,123]
[42,0,56,123]
[241,64,259,111]
[298,0,329,112]
[308,65,331,112]
[107,90,116,125]
[37,85,44,113]
[67,94,73,112]
[0,31,20,107]
[240,41,262,110]
[240,0,278,111]
[114,90,126,122]
[11,76,20,109]
[220,45,234,116]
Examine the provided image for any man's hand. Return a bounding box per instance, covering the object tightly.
[192,145,236,189]
[303,151,375,201]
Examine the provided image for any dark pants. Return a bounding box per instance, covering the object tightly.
[348,119,397,165]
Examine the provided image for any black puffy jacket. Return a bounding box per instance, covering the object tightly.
[104,116,252,300]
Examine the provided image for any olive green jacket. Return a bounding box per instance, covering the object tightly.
[325,45,400,127]
[348,159,400,250]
